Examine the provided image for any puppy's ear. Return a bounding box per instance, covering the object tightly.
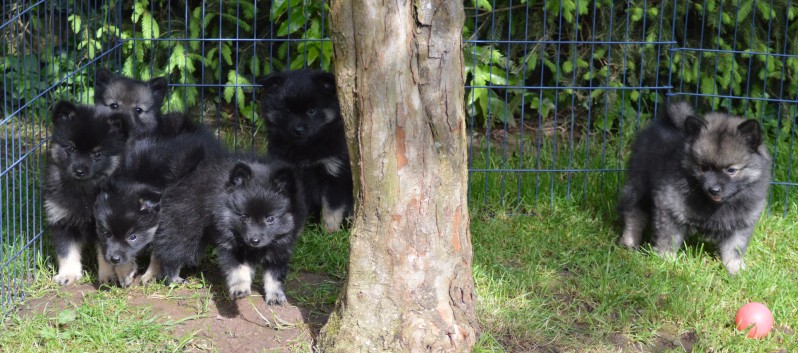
[226,162,253,190]
[52,101,78,126]
[311,71,337,94]
[138,188,162,214]
[147,76,168,107]
[94,68,114,103]
[737,119,763,151]
[257,73,285,95]
[271,166,298,195]
[683,115,706,140]
[666,101,695,129]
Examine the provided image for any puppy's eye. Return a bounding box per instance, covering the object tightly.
[239,214,249,222]
[65,146,76,154]
[109,103,119,110]
[103,231,112,239]
[698,165,710,173]
[307,109,317,117]
[128,234,137,241]
[266,216,275,224]
[92,152,103,160]
[135,107,144,114]
[725,167,738,176]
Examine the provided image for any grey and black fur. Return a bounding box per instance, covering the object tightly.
[93,130,225,286]
[94,68,167,138]
[618,101,772,275]
[44,101,128,285]
[258,69,353,233]
[149,157,307,305]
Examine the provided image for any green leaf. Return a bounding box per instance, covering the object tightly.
[473,0,492,11]
[221,43,233,66]
[222,13,251,33]
[562,61,574,74]
[250,55,261,77]
[168,43,186,72]
[630,7,643,22]
[525,52,538,72]
[700,76,717,96]
[140,11,160,40]
[271,0,289,21]
[121,56,135,79]
[68,14,82,34]
[277,11,307,36]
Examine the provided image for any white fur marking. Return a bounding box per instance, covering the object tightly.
[140,254,161,284]
[263,271,286,305]
[96,246,117,284]
[54,243,83,285]
[44,200,71,223]
[115,261,137,287]
[226,263,253,298]
[321,197,346,233]
[106,155,121,175]
[318,157,345,177]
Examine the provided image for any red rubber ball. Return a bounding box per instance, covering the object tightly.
[735,302,774,339]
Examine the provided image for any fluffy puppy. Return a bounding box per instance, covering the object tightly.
[258,69,353,232]
[93,130,224,286]
[618,102,772,275]
[149,157,307,305]
[44,101,128,285]
[94,68,167,138]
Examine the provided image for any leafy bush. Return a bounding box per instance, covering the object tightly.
[2,0,331,133]
[464,0,798,141]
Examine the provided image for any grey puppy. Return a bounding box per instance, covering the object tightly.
[618,102,771,275]
[94,68,167,138]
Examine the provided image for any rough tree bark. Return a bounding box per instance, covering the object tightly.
[318,0,478,352]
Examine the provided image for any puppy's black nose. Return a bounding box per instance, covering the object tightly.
[293,125,305,135]
[110,255,122,264]
[249,237,261,246]
[708,186,721,196]
[72,167,87,177]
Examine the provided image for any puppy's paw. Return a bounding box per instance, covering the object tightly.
[724,259,746,276]
[617,233,639,249]
[321,200,346,233]
[226,263,253,299]
[97,262,117,286]
[264,287,287,306]
[115,262,137,288]
[263,271,286,305]
[140,271,157,284]
[653,245,678,260]
[53,270,83,286]
[165,276,186,286]
[228,283,252,299]
[140,257,161,285]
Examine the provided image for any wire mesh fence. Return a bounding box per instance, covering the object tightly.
[2,0,797,314]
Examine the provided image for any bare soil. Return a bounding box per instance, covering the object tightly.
[17,271,337,353]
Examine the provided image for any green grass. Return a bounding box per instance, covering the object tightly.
[0,284,194,352]
[470,201,798,352]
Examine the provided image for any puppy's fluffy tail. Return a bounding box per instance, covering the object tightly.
[665,101,695,129]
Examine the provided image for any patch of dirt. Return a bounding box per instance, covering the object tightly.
[17,271,337,352]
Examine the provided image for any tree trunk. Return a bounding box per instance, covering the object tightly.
[318,1,478,352]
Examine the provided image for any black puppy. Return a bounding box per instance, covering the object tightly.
[259,69,353,232]
[149,157,307,305]
[44,101,128,285]
[93,129,224,287]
